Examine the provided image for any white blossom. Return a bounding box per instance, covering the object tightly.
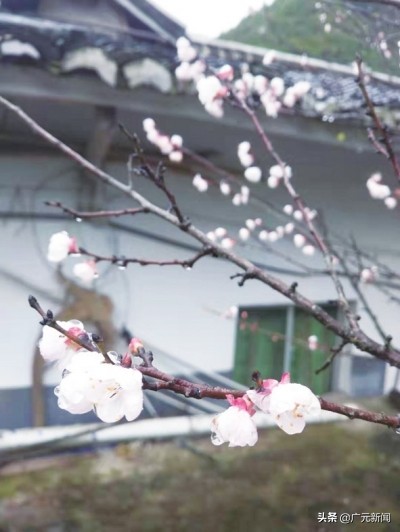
[219,181,231,195]
[291,81,311,98]
[204,100,224,118]
[211,406,258,447]
[56,353,143,423]
[221,237,235,250]
[47,231,77,263]
[269,165,285,178]
[170,134,183,148]
[283,204,293,215]
[283,89,297,108]
[253,75,268,95]
[384,197,397,209]
[244,166,262,183]
[361,267,378,283]
[176,37,197,62]
[245,219,256,231]
[262,51,276,65]
[142,118,156,132]
[242,72,254,92]
[276,226,284,238]
[39,319,86,363]
[217,64,234,81]
[302,244,315,256]
[232,193,242,206]
[293,210,303,221]
[238,141,251,154]
[247,374,321,435]
[73,260,98,284]
[239,152,254,168]
[211,395,257,447]
[239,227,250,241]
[267,175,280,189]
[285,223,295,234]
[366,173,391,200]
[267,382,321,434]
[175,62,193,81]
[258,230,269,242]
[197,76,225,105]
[308,335,319,351]
[270,77,285,97]
[294,234,306,248]
[215,227,227,238]
[240,186,250,200]
[192,173,208,192]
[169,150,183,163]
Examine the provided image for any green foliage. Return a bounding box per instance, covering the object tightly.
[1,422,400,531]
[221,0,396,74]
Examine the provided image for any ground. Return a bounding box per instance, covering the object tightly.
[0,413,399,531]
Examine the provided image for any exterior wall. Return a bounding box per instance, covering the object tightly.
[1,124,399,427]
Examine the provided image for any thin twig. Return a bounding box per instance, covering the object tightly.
[356,56,400,185]
[2,96,400,366]
[29,296,400,429]
[45,201,149,219]
[78,246,215,269]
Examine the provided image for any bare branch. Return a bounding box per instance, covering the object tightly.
[45,201,149,220]
[28,296,400,429]
[3,96,400,366]
[77,246,215,270]
[356,57,400,185]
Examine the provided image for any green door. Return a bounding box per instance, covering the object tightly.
[233,305,337,394]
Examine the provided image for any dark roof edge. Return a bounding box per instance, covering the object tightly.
[193,36,400,87]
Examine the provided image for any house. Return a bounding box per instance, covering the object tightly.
[0,0,399,430]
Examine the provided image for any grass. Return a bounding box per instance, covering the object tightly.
[0,422,399,531]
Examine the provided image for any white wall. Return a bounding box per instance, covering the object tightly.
[1,142,399,394]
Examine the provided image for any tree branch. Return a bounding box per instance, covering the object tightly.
[2,96,400,366]
[29,296,400,429]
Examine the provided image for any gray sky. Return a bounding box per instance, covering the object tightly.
[151,0,274,39]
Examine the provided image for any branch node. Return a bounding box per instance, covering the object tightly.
[385,335,393,350]
[289,282,298,294]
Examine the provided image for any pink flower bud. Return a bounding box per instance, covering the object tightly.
[217,64,234,81]
[129,337,144,354]
[308,335,319,351]
[221,237,235,250]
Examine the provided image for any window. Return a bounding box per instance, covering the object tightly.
[233,304,338,394]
